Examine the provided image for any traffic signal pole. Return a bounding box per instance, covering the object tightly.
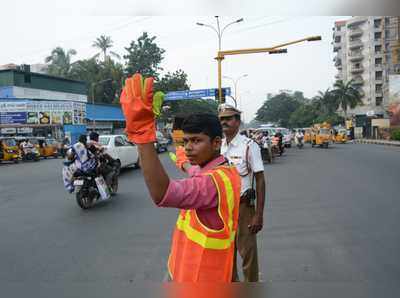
[215,36,322,103]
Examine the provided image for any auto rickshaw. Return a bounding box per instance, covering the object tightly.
[335,128,348,143]
[0,137,20,163]
[303,128,312,143]
[172,116,184,146]
[311,123,331,148]
[34,137,59,158]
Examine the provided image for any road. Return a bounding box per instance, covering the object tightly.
[1,143,399,297]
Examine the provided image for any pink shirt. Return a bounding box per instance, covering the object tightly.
[157,155,226,230]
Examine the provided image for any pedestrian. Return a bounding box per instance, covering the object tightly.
[120,73,241,282]
[218,104,266,282]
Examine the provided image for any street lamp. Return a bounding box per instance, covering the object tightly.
[91,78,112,130]
[223,74,248,108]
[196,16,244,51]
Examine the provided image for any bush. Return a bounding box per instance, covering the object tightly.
[391,128,400,141]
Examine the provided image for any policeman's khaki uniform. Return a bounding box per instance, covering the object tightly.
[221,132,264,282]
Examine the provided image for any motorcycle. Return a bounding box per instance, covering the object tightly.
[72,158,120,210]
[260,137,273,163]
[295,135,304,149]
[21,144,40,161]
[272,136,284,156]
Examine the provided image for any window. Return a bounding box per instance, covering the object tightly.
[375,71,383,80]
[374,32,382,40]
[99,137,110,146]
[374,19,381,28]
[114,137,125,147]
[375,45,382,53]
[375,84,383,92]
[376,97,383,106]
[375,58,382,65]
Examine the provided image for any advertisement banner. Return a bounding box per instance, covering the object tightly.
[389,75,400,127]
[0,112,27,124]
[0,101,85,125]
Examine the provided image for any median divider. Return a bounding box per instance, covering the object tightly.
[354,139,400,147]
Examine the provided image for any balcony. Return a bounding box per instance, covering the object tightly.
[335,73,342,80]
[375,90,383,97]
[351,66,364,73]
[333,42,342,52]
[375,64,383,71]
[349,39,363,49]
[349,28,363,37]
[349,51,364,62]
[352,77,364,85]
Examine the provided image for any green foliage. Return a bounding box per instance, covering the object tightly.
[45,47,77,77]
[255,92,301,127]
[332,80,363,117]
[391,128,400,141]
[92,35,120,62]
[154,69,190,92]
[288,104,318,128]
[69,58,124,104]
[124,32,165,79]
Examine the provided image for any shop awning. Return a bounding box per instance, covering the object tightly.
[86,104,125,121]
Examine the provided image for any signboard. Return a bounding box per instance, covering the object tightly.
[0,101,86,125]
[0,127,17,134]
[0,112,27,124]
[165,88,231,101]
[17,127,33,134]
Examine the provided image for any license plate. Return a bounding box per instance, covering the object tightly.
[74,180,84,186]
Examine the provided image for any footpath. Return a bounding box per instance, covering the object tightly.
[354,139,400,147]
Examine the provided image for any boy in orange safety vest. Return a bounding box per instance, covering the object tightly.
[120,73,241,282]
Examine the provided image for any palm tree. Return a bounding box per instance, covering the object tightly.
[332,80,363,119]
[92,35,120,61]
[45,47,77,77]
[314,88,339,114]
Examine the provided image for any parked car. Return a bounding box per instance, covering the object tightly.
[98,135,140,169]
[155,131,169,153]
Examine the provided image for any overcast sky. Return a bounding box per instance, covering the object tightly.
[0,2,355,121]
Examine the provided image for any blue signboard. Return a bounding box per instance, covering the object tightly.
[165,88,231,101]
[0,112,27,124]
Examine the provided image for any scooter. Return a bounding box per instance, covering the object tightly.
[296,135,304,149]
[22,144,40,161]
[260,137,273,163]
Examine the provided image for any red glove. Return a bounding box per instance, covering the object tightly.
[120,73,164,144]
[175,146,189,170]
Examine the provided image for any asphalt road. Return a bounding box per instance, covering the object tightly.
[1,143,399,297]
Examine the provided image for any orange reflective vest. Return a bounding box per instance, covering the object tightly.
[167,165,241,282]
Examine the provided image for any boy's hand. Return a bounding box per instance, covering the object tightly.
[120,73,164,144]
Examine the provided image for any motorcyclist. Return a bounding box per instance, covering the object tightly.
[274,130,284,155]
[87,132,118,190]
[295,130,304,147]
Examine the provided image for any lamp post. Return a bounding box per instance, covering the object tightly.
[91,78,112,130]
[223,74,248,107]
[196,16,244,103]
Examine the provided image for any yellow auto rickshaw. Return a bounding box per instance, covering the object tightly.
[335,128,348,143]
[172,116,184,146]
[311,123,331,148]
[303,128,312,143]
[34,137,58,158]
[0,137,20,163]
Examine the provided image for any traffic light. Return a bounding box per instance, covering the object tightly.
[214,88,226,102]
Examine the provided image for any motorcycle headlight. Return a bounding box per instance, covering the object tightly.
[7,149,14,153]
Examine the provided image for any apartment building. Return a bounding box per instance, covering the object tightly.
[333,16,400,119]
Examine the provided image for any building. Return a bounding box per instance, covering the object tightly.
[333,16,400,137]
[0,68,87,143]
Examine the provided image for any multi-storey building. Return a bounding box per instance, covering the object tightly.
[333,16,400,137]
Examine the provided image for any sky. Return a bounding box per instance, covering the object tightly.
[0,2,356,121]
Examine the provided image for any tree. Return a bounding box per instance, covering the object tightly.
[313,88,339,115]
[124,32,165,79]
[69,58,124,104]
[288,104,318,128]
[332,80,363,118]
[92,35,120,62]
[45,47,77,77]
[154,69,190,92]
[255,92,301,127]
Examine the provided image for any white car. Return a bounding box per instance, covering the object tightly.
[98,135,139,169]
